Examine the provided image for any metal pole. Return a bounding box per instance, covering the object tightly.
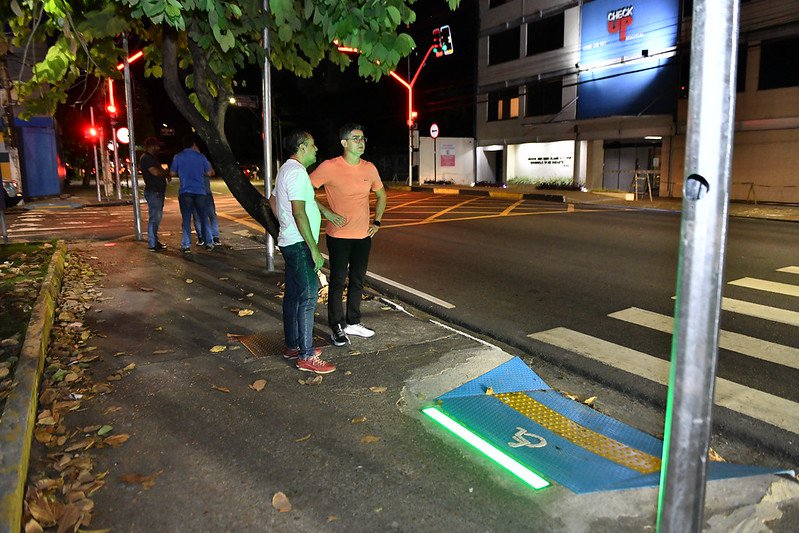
[433,137,437,183]
[111,127,122,199]
[407,126,412,186]
[90,107,101,202]
[123,35,142,240]
[262,0,275,271]
[656,1,739,531]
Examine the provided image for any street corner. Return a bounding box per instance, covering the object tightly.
[398,344,514,418]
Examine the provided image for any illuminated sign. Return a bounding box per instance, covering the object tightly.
[577,0,679,119]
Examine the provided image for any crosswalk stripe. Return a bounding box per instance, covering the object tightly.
[528,327,799,435]
[729,277,799,297]
[777,266,799,275]
[695,297,799,327]
[609,307,799,370]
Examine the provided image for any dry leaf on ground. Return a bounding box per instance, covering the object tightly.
[361,435,381,444]
[209,345,227,353]
[211,384,230,393]
[369,386,387,393]
[103,434,130,447]
[294,433,312,442]
[583,396,597,406]
[238,309,254,317]
[185,279,193,284]
[119,471,162,490]
[152,349,173,355]
[249,379,267,391]
[139,287,153,292]
[272,491,292,513]
[298,375,323,386]
[351,416,367,424]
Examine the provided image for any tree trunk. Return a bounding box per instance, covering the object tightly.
[161,28,278,241]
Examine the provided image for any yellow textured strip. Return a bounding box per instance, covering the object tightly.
[496,392,661,474]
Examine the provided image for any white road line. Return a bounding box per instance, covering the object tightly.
[609,307,799,369]
[722,298,799,326]
[529,327,799,435]
[777,266,799,275]
[318,253,455,309]
[729,277,799,298]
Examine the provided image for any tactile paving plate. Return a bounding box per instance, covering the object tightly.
[230,332,329,358]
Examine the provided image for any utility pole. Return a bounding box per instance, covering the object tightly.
[122,34,142,240]
[656,0,740,531]
[262,0,276,271]
[90,107,101,202]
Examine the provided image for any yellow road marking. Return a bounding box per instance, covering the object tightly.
[500,200,524,216]
[422,197,480,223]
[385,196,439,212]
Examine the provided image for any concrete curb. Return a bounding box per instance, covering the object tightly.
[0,241,67,532]
[386,183,565,203]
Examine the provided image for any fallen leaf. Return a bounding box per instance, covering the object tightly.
[113,352,129,357]
[708,448,726,462]
[583,396,597,406]
[219,277,229,281]
[294,433,312,442]
[24,519,43,533]
[119,471,161,490]
[348,350,361,356]
[249,379,267,392]
[211,384,230,393]
[485,386,494,395]
[185,278,193,284]
[185,297,192,301]
[369,386,387,393]
[246,292,254,297]
[351,416,367,424]
[238,309,254,317]
[361,435,381,444]
[209,345,227,353]
[304,375,323,386]
[103,434,130,447]
[139,287,153,292]
[154,326,164,331]
[344,371,352,376]
[97,425,113,436]
[121,363,136,372]
[272,491,292,513]
[327,515,338,522]
[152,349,173,355]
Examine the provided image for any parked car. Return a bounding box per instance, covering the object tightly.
[239,164,260,180]
[2,178,23,209]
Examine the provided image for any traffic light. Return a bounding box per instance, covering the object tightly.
[85,126,99,140]
[433,25,454,58]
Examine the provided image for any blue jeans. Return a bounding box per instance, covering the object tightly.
[144,190,165,248]
[178,193,211,249]
[194,192,219,240]
[280,241,318,359]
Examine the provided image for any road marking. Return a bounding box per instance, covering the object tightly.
[385,197,437,212]
[777,266,799,275]
[722,297,799,327]
[528,327,799,435]
[315,252,455,308]
[422,197,480,223]
[729,277,799,297]
[609,307,799,369]
[500,199,524,216]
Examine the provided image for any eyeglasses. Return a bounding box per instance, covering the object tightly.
[348,136,367,143]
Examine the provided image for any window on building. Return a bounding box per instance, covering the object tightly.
[678,47,747,99]
[488,27,521,66]
[758,36,799,90]
[489,0,513,7]
[526,78,562,116]
[527,12,564,56]
[488,89,520,121]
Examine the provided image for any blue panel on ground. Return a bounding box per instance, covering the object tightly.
[438,357,550,400]
[432,357,790,493]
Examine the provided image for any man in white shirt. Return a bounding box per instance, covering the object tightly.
[270,130,345,374]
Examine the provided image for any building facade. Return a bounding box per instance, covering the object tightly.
[477,0,799,202]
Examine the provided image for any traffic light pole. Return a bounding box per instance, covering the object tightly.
[89,107,101,202]
[389,44,436,186]
[262,0,276,272]
[123,34,142,241]
[656,0,740,530]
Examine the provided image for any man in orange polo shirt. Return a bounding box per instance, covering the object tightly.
[311,123,387,346]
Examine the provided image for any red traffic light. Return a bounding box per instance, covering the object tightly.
[106,104,117,115]
[89,126,98,137]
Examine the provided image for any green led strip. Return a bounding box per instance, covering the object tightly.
[422,407,550,490]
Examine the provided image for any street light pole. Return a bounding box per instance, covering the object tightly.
[262,0,276,271]
[90,107,101,202]
[123,34,142,241]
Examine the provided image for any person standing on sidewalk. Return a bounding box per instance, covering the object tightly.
[270,130,345,374]
[193,175,221,247]
[170,133,214,254]
[311,123,386,346]
[140,136,170,251]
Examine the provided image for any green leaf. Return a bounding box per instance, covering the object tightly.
[277,24,292,42]
[98,425,113,436]
[386,6,400,26]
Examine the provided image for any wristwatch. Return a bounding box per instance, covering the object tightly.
[372,220,382,227]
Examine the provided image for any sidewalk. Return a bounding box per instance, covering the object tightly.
[2,224,798,530]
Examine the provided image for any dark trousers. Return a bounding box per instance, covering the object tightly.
[326,235,371,329]
[280,241,319,358]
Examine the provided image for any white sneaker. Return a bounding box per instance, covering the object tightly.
[344,323,375,338]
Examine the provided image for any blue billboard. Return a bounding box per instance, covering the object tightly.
[577,0,680,119]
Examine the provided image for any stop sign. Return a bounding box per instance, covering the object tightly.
[430,123,439,139]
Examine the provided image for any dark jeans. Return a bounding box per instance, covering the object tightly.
[178,192,211,249]
[326,235,371,329]
[144,190,165,248]
[194,192,219,239]
[280,241,319,358]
